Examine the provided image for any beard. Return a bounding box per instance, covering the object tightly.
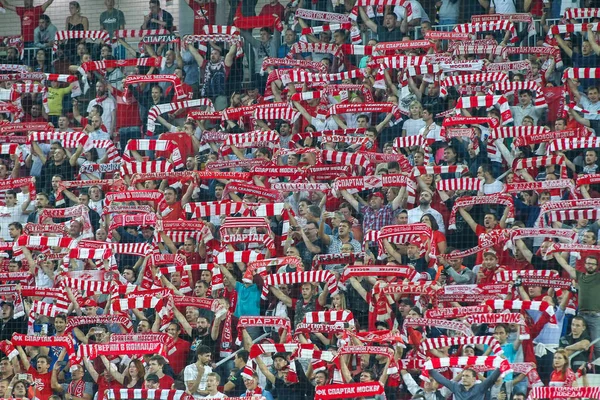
[419,200,430,207]
[197,326,208,335]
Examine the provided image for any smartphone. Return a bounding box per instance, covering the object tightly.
[17,373,31,381]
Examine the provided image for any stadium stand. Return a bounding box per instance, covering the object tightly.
[1,0,600,399]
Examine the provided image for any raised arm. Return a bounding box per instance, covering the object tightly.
[553,252,577,280]
[358,7,378,32]
[0,0,16,12]
[458,206,478,233]
[339,189,360,213]
[270,285,293,308]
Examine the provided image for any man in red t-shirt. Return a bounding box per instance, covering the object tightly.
[1,0,54,44]
[165,322,191,375]
[459,206,509,265]
[15,346,53,400]
[146,356,175,389]
[187,0,215,34]
[159,185,195,221]
[259,0,285,20]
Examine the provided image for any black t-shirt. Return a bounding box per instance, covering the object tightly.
[186,329,217,364]
[226,370,246,397]
[559,331,591,368]
[41,160,75,193]
[376,25,403,43]
[270,361,309,400]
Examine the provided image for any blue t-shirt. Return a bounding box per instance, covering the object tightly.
[234,281,261,318]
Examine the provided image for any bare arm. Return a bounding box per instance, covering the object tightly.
[553,252,577,279]
[339,189,360,212]
[358,7,378,32]
[41,0,54,12]
[458,207,478,233]
[0,0,16,12]
[270,285,293,308]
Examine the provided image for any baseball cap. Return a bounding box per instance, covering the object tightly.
[0,301,14,308]
[145,374,159,383]
[400,298,414,307]
[369,191,384,200]
[483,248,498,258]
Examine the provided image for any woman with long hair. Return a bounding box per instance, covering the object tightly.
[421,214,447,257]
[549,349,577,387]
[402,100,425,137]
[65,1,89,58]
[100,357,144,389]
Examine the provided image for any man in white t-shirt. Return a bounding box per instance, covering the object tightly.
[0,190,31,241]
[478,164,505,195]
[86,81,116,135]
[184,345,213,399]
[479,0,516,14]
[203,372,226,398]
[418,107,442,142]
[570,85,600,121]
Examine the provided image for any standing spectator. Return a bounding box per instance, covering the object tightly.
[260,0,285,20]
[142,0,174,32]
[64,1,89,59]
[240,27,280,95]
[99,0,125,38]
[187,0,215,34]
[559,316,592,370]
[340,189,404,234]
[554,252,600,361]
[0,0,54,46]
[33,14,57,51]
[46,81,72,126]
[184,345,212,398]
[478,0,516,14]
[0,191,30,241]
[187,43,236,107]
[510,90,545,126]
[436,0,460,25]
[165,323,191,376]
[87,81,116,136]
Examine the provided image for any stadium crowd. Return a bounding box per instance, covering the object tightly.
[1,0,600,399]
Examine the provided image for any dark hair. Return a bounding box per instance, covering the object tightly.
[420,214,439,231]
[573,315,587,328]
[149,355,167,366]
[260,27,273,35]
[39,14,50,23]
[8,222,22,231]
[149,0,160,5]
[92,104,104,116]
[308,205,321,218]
[237,350,249,363]
[37,355,51,364]
[357,114,370,123]
[55,314,67,323]
[518,89,533,97]
[196,345,211,357]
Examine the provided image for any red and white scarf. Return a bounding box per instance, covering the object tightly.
[455,95,513,125]
[220,130,280,156]
[420,336,503,357]
[421,356,511,381]
[453,21,517,42]
[447,193,514,230]
[236,316,291,345]
[527,386,600,400]
[184,201,249,219]
[222,182,282,202]
[104,390,193,400]
[262,271,338,299]
[120,161,174,175]
[53,30,110,52]
[122,74,185,103]
[261,57,327,73]
[440,73,507,97]
[123,139,183,169]
[425,305,490,319]
[146,98,213,135]
[340,265,416,282]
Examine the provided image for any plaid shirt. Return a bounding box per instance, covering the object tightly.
[360,204,395,233]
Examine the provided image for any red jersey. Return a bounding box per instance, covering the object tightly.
[16,6,44,43]
[159,375,175,389]
[160,201,184,221]
[166,338,191,375]
[114,92,140,130]
[157,132,194,161]
[259,2,285,19]
[28,366,53,400]
[97,376,122,400]
[188,0,215,34]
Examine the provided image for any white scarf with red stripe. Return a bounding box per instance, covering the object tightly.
[261,271,338,299]
[146,98,214,135]
[421,356,511,381]
[440,73,507,97]
[455,95,513,125]
[220,130,280,156]
[447,194,514,230]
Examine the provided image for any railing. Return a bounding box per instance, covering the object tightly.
[214,332,270,367]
